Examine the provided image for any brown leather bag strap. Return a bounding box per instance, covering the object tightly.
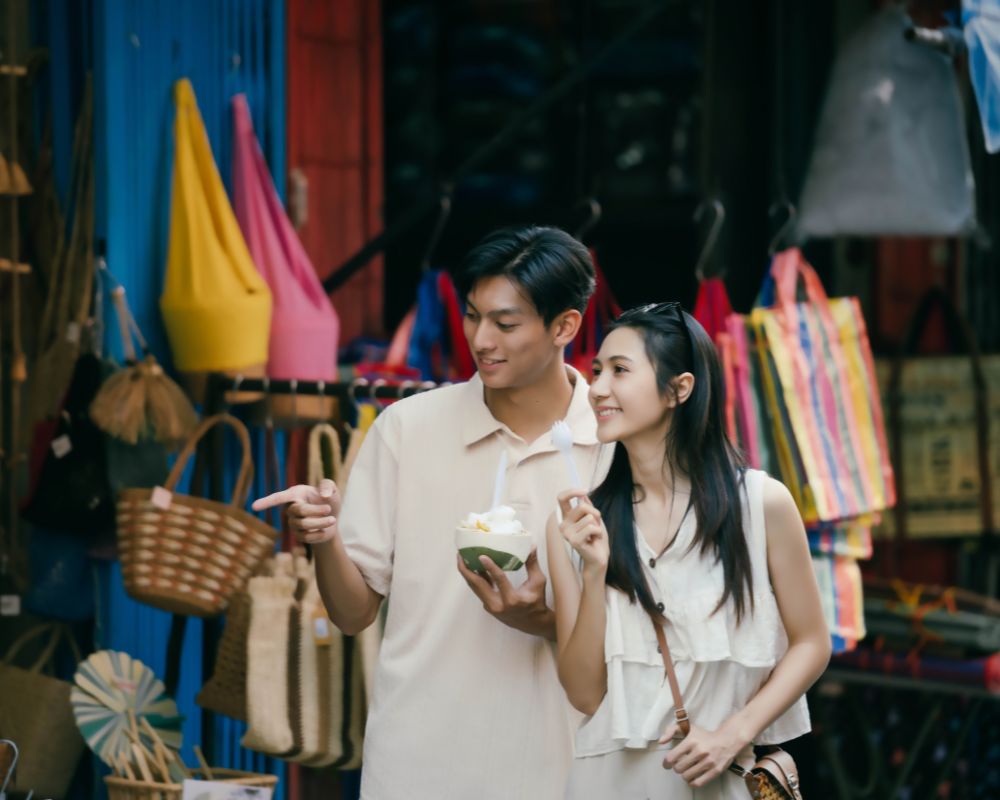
[650,615,691,737]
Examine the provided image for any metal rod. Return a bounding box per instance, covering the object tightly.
[206,374,442,402]
[322,0,674,293]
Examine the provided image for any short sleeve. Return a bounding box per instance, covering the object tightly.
[338,416,399,597]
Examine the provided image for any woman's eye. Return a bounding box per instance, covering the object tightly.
[613,365,628,374]
[592,367,602,377]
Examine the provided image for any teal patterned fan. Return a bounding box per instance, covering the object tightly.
[71,650,183,766]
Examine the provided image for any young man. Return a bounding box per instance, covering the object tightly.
[254,226,610,799]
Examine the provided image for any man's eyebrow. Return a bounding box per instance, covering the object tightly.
[487,307,525,317]
[464,303,525,317]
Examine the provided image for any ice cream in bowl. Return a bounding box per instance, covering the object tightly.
[455,505,534,572]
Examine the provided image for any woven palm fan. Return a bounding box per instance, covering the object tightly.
[71,650,183,767]
[90,271,198,447]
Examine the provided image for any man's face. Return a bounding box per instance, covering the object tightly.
[463,275,560,390]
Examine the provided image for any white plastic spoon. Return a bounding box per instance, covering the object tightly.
[551,420,582,506]
[491,449,509,510]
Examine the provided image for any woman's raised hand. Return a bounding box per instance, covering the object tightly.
[557,490,610,575]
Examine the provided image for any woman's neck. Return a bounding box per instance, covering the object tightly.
[623,431,690,505]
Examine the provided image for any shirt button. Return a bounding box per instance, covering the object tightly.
[648,557,657,568]
[656,602,665,613]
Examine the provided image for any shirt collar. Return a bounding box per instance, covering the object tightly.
[460,365,599,447]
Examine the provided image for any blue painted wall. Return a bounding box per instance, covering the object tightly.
[37,0,287,794]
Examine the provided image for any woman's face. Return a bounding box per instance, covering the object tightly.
[588,326,673,445]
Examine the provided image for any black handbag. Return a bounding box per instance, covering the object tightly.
[20,353,116,536]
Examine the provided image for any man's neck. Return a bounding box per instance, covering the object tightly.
[483,360,576,444]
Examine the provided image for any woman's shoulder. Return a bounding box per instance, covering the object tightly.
[753,473,805,549]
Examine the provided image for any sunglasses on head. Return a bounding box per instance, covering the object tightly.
[617,301,694,366]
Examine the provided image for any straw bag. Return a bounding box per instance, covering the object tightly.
[650,619,804,800]
[195,588,251,720]
[117,414,279,616]
[0,624,85,799]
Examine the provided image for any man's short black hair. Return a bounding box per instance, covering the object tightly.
[456,226,596,325]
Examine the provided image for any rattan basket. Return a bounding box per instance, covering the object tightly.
[117,414,278,617]
[105,768,277,800]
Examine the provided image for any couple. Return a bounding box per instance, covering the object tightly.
[254,227,831,799]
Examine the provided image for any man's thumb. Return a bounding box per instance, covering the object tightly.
[318,479,336,498]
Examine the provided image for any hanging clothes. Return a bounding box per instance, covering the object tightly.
[406,270,474,382]
[964,1,1000,153]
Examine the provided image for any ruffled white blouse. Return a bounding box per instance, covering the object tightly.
[575,468,811,758]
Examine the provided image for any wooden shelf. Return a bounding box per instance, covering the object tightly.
[0,258,31,275]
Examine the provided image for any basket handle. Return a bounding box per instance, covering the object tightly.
[164,413,255,507]
[1,623,71,673]
[308,423,344,486]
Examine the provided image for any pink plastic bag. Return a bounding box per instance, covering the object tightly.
[232,95,339,381]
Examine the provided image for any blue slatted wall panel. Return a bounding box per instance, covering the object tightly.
[86,0,287,794]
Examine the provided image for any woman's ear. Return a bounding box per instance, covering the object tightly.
[672,372,695,405]
[551,309,583,347]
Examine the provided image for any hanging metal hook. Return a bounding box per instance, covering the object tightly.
[767,200,797,256]
[223,374,244,415]
[693,199,726,281]
[263,377,273,430]
[316,379,329,422]
[348,377,369,418]
[420,186,454,272]
[575,197,602,240]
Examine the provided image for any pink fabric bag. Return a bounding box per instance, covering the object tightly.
[232,95,339,381]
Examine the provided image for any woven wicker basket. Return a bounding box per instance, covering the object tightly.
[117,414,278,617]
[105,768,277,800]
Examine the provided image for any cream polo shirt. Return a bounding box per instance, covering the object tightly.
[337,367,610,800]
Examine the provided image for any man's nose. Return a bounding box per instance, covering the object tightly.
[472,323,495,352]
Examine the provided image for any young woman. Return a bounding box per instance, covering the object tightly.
[547,302,831,799]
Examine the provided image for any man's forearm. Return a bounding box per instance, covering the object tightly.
[312,536,383,635]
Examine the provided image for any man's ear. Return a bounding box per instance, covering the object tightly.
[550,309,583,347]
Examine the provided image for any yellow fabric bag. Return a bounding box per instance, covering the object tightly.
[161,79,271,373]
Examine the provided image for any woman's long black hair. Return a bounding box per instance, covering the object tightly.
[589,306,753,621]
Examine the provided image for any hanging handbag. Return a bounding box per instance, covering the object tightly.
[117,414,279,616]
[0,624,86,799]
[649,617,804,799]
[20,350,117,536]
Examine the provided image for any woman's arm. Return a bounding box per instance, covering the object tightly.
[662,476,831,787]
[546,492,611,715]
[723,476,831,743]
